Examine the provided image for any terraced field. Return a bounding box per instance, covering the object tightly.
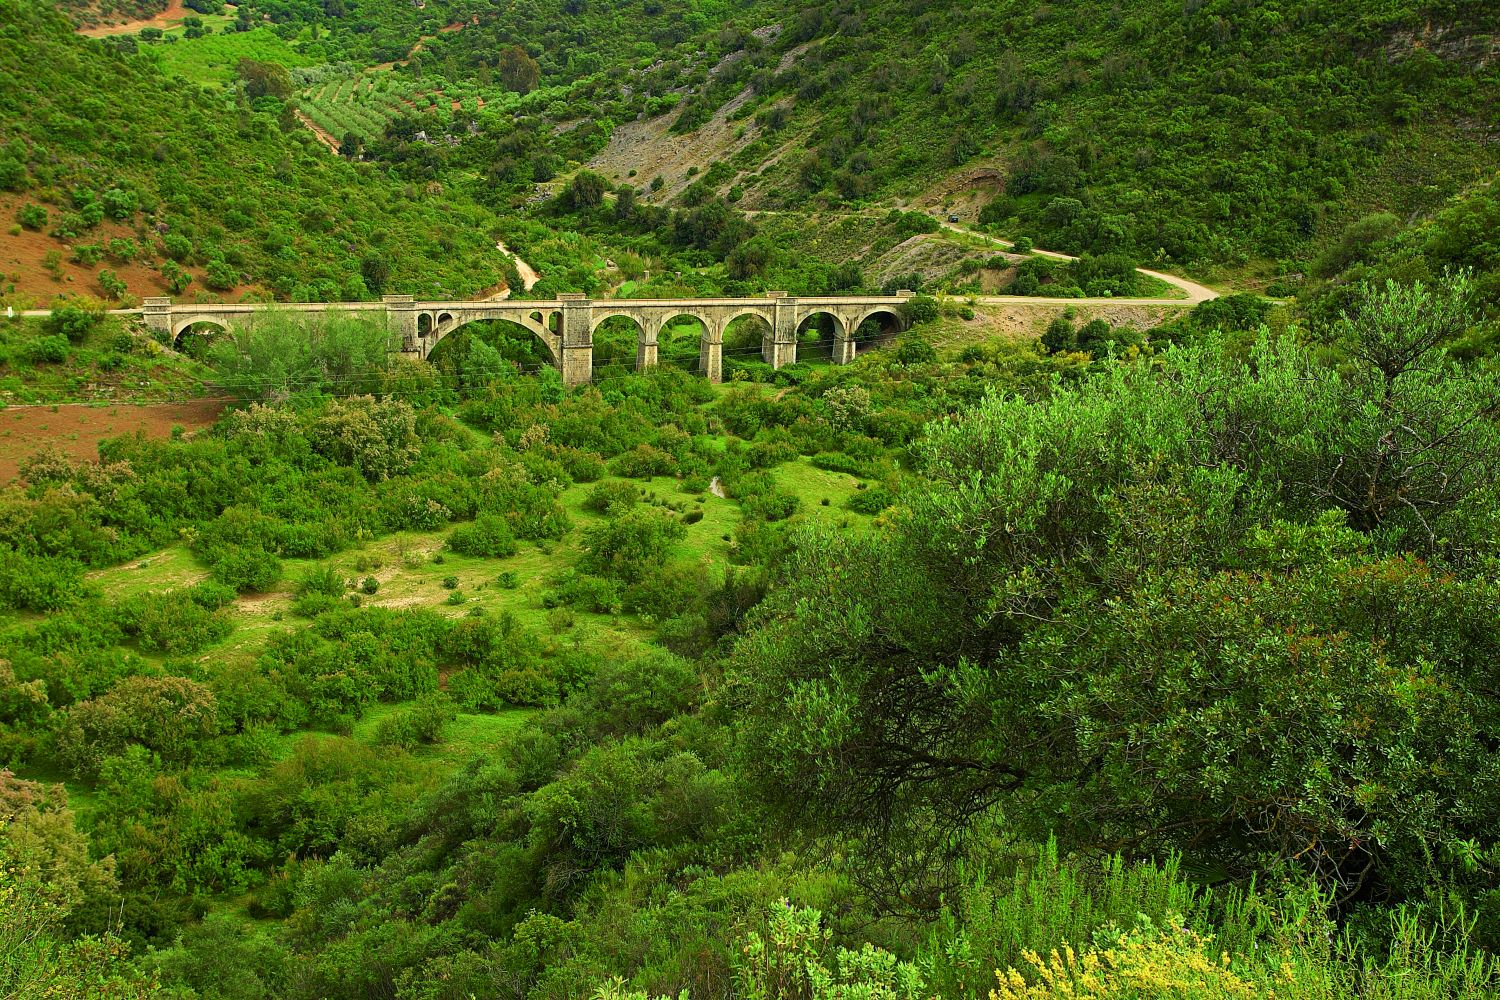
[298,71,493,144]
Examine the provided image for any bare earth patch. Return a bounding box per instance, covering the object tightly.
[0,398,225,483]
[76,0,190,37]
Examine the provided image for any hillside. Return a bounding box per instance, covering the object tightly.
[243,0,1500,294]
[574,0,1499,275]
[0,0,510,308]
[8,5,1500,999]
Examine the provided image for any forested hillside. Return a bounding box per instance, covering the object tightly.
[0,1,507,305]
[390,0,1500,277]
[4,1,1500,998]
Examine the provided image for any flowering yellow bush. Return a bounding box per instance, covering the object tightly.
[989,917,1260,1000]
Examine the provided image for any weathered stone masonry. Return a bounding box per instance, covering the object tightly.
[142,292,914,386]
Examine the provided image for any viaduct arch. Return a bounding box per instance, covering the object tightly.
[142,291,915,386]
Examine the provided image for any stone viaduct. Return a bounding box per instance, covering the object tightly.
[142,292,914,386]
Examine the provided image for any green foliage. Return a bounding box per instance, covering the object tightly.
[22,335,70,365]
[581,509,686,583]
[583,480,642,517]
[47,302,106,344]
[210,545,283,593]
[373,693,456,749]
[209,315,395,400]
[447,513,519,559]
[15,203,46,230]
[307,395,420,482]
[0,2,508,301]
[734,278,1500,906]
[57,675,218,778]
[900,295,940,325]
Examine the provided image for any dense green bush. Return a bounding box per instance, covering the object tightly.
[583,480,642,516]
[210,546,283,593]
[580,509,686,583]
[22,335,70,364]
[57,676,218,778]
[373,694,456,749]
[447,513,519,558]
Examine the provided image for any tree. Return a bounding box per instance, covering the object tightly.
[731,286,1500,906]
[566,171,608,211]
[360,254,389,294]
[237,58,292,100]
[57,676,218,778]
[498,45,540,94]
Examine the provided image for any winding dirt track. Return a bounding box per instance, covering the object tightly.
[940,222,1219,306]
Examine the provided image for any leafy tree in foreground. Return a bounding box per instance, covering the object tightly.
[731,277,1500,908]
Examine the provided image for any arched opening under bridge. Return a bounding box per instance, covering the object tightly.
[425,317,558,387]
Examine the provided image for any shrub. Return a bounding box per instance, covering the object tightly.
[309,397,420,482]
[372,694,456,750]
[204,258,239,291]
[360,576,380,595]
[895,336,938,365]
[900,295,941,325]
[847,485,895,515]
[580,509,686,582]
[496,571,520,589]
[119,591,233,655]
[211,546,283,593]
[1041,316,1076,353]
[70,244,103,267]
[107,238,137,263]
[743,489,800,521]
[57,676,218,778]
[47,302,105,343]
[98,269,127,300]
[583,480,642,516]
[0,158,25,192]
[22,336,69,364]
[544,571,623,614]
[161,233,192,261]
[99,187,139,220]
[610,443,677,479]
[0,549,86,611]
[296,566,345,599]
[188,581,238,611]
[16,204,46,230]
[447,514,519,558]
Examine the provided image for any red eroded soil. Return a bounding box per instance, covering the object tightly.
[0,195,249,307]
[0,398,227,483]
[77,0,189,37]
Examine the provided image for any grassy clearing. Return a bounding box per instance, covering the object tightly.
[148,26,314,85]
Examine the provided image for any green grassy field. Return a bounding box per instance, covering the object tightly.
[148,26,314,85]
